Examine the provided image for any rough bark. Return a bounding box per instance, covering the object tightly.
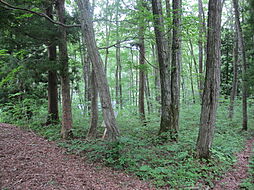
[87,69,98,139]
[196,0,222,159]
[170,0,181,140]
[57,0,73,139]
[82,39,92,115]
[151,0,172,138]
[77,0,120,141]
[46,3,59,125]
[233,0,248,130]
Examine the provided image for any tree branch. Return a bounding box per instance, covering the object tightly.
[0,0,81,28]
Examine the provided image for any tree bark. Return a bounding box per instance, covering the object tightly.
[87,68,98,139]
[170,0,181,140]
[151,0,172,139]
[196,0,222,159]
[233,0,248,130]
[57,0,73,139]
[138,0,146,122]
[77,0,120,141]
[46,3,59,125]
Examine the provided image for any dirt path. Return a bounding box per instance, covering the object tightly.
[0,123,154,190]
[213,136,254,190]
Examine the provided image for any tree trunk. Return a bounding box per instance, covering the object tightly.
[228,30,239,119]
[77,0,120,141]
[138,0,146,122]
[188,60,196,104]
[170,0,181,140]
[151,0,172,139]
[152,44,161,109]
[46,5,59,125]
[57,0,73,139]
[196,0,222,159]
[233,0,248,130]
[82,39,92,115]
[115,0,123,109]
[198,0,206,98]
[145,74,152,114]
[87,68,98,139]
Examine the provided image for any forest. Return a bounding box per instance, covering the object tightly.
[0,0,254,189]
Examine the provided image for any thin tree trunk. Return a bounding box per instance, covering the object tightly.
[115,0,122,109]
[81,35,91,115]
[87,68,98,139]
[77,0,120,141]
[138,0,146,122]
[145,74,152,114]
[46,5,59,125]
[57,0,73,139]
[196,0,222,159]
[188,59,196,104]
[170,0,181,140]
[228,30,239,119]
[104,0,112,75]
[198,0,206,97]
[233,0,248,130]
[152,44,161,108]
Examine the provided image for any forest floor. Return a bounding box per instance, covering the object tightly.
[0,123,154,190]
[213,136,254,190]
[1,123,253,190]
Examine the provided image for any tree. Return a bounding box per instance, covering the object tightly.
[233,0,248,130]
[198,0,206,97]
[57,0,73,139]
[151,0,172,138]
[196,0,223,159]
[77,0,120,141]
[138,0,146,122]
[46,4,59,125]
[170,0,182,140]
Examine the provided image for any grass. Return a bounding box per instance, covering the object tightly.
[1,100,253,189]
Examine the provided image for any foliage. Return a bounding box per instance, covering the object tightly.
[240,147,254,189]
[23,102,250,189]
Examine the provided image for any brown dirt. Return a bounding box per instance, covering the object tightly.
[0,123,155,190]
[213,136,254,190]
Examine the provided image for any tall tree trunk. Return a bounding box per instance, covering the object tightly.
[138,0,146,122]
[115,0,123,109]
[165,0,172,65]
[198,0,206,98]
[233,0,248,130]
[196,0,222,159]
[46,5,59,125]
[152,44,161,109]
[170,0,181,140]
[151,0,172,139]
[82,37,92,115]
[77,0,120,141]
[87,68,98,139]
[104,0,112,75]
[57,0,73,139]
[228,30,239,119]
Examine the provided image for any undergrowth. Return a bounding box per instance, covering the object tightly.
[1,100,253,189]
